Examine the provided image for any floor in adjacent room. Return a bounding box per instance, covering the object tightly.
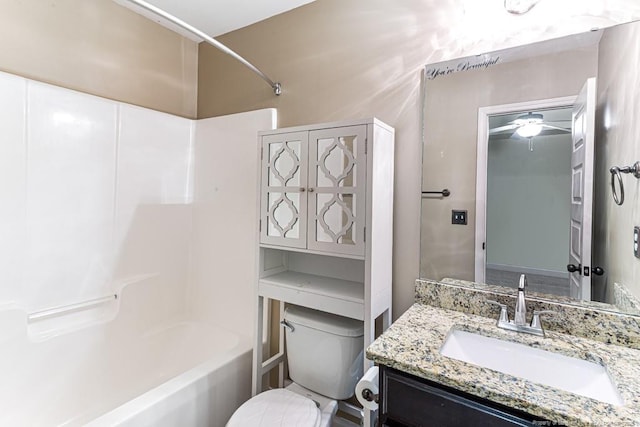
[486,268,570,297]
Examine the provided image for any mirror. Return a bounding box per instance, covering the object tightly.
[420,19,640,315]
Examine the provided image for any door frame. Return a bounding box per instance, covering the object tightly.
[474,96,577,283]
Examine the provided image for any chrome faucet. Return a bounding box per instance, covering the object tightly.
[487,274,554,337]
[514,274,527,326]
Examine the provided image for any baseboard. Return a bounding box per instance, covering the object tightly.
[486,263,567,279]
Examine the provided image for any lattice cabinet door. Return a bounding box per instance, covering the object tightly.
[260,131,309,248]
[307,125,367,256]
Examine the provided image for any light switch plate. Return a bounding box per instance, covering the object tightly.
[452,210,467,225]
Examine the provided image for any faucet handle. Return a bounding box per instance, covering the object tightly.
[531,310,555,329]
[486,300,509,323]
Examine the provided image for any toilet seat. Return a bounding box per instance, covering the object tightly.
[226,388,321,427]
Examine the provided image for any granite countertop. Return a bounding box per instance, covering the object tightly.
[416,279,640,350]
[367,303,640,426]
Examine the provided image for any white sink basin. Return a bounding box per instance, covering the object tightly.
[440,329,623,406]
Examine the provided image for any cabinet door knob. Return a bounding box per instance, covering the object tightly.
[308,188,314,192]
[300,187,306,192]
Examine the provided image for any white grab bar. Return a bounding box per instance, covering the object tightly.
[28,294,118,323]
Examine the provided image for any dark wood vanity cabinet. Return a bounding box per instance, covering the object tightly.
[379,366,555,427]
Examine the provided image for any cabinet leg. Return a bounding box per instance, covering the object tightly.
[364,409,377,427]
[278,301,286,388]
[252,296,265,396]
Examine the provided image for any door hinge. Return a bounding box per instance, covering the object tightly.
[482,242,485,250]
[259,219,262,232]
[260,146,263,160]
[365,138,368,155]
[364,226,366,242]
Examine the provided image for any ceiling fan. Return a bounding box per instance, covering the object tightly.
[489,112,571,138]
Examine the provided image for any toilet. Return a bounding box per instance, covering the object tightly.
[227,305,364,427]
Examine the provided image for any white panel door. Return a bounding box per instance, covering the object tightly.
[260,131,309,248]
[569,78,596,300]
[307,126,367,256]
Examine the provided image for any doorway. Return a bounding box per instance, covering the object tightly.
[475,97,578,297]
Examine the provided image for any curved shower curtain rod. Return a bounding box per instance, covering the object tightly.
[126,0,282,96]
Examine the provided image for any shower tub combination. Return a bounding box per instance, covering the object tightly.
[0,280,253,427]
[4,0,285,423]
[0,30,277,422]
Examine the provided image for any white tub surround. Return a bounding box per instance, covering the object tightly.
[0,69,276,426]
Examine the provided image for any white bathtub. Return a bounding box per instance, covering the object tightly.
[85,323,252,427]
[0,281,253,427]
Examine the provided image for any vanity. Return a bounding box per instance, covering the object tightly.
[373,15,640,426]
[395,16,640,426]
[366,279,640,426]
[379,364,548,426]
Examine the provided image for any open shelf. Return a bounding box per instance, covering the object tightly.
[259,271,364,320]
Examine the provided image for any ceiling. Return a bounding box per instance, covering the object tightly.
[114,0,317,40]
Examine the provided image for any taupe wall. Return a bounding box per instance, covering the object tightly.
[420,48,598,282]
[2,1,638,319]
[199,0,430,316]
[197,0,635,319]
[0,0,198,118]
[595,22,640,301]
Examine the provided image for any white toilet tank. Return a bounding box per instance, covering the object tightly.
[284,305,364,400]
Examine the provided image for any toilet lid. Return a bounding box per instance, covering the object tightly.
[227,389,320,427]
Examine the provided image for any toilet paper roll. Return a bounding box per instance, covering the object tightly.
[355,366,379,411]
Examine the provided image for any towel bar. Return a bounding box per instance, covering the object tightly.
[610,161,640,205]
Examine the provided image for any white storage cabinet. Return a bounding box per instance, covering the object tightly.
[252,118,394,423]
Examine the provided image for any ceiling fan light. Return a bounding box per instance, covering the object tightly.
[516,123,543,138]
